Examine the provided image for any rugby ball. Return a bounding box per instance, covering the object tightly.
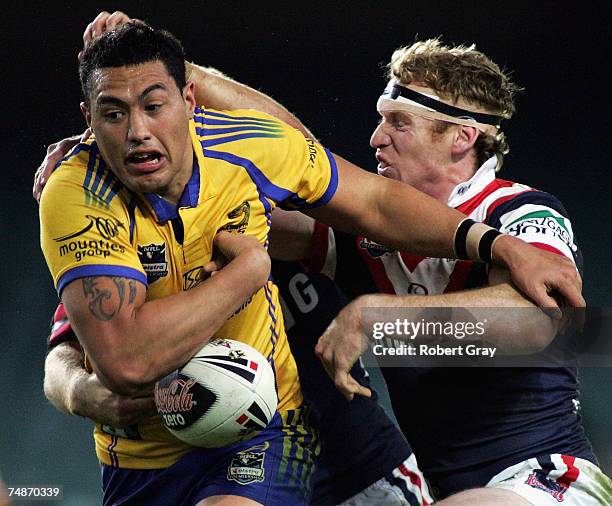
[155,338,278,447]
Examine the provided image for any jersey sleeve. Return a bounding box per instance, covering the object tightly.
[193,108,338,210]
[39,142,147,295]
[485,190,583,272]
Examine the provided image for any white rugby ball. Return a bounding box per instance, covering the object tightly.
[155,338,278,447]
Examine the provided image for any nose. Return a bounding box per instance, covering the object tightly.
[127,111,151,143]
[370,121,391,149]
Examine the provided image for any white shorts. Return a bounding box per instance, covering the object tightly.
[339,453,434,506]
[488,454,612,505]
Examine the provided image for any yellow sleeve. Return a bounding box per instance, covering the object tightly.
[193,108,338,210]
[39,143,146,295]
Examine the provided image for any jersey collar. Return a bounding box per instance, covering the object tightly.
[143,157,201,223]
[447,156,497,208]
[142,114,218,223]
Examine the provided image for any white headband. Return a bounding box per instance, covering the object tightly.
[377,83,505,135]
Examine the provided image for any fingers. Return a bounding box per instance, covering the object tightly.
[316,337,371,401]
[214,231,262,260]
[34,133,84,201]
[535,293,562,321]
[80,128,93,142]
[106,11,132,31]
[202,259,225,276]
[81,11,132,59]
[556,274,586,308]
[334,371,372,401]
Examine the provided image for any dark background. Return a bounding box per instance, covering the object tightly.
[1,1,610,504]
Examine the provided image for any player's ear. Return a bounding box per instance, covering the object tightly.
[80,101,92,127]
[183,81,196,118]
[451,125,479,157]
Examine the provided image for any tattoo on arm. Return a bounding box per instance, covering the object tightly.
[128,280,137,304]
[81,277,134,321]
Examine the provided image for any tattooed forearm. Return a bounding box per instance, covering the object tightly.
[128,280,137,304]
[81,276,134,321]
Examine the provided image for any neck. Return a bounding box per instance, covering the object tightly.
[164,149,194,205]
[419,158,477,204]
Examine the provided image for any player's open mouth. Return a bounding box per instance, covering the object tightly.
[126,151,165,172]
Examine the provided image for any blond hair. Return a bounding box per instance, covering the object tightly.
[388,38,523,169]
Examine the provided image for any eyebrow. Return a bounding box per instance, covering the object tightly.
[96,83,168,107]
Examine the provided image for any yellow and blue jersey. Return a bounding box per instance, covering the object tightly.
[39,107,338,469]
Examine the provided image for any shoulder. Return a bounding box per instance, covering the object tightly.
[41,139,128,213]
[483,178,572,228]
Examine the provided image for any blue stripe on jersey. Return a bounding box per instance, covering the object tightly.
[195,125,283,136]
[127,195,138,243]
[54,143,91,170]
[200,132,283,148]
[57,265,147,295]
[97,161,115,200]
[485,190,583,273]
[105,178,124,206]
[83,143,100,197]
[293,148,338,209]
[485,190,570,230]
[385,473,421,506]
[197,110,279,125]
[263,283,278,357]
[90,156,106,195]
[203,149,292,212]
[318,149,339,206]
[278,149,338,211]
[536,455,556,476]
[196,117,282,128]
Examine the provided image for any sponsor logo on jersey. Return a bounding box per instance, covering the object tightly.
[183,266,205,290]
[505,210,573,248]
[457,182,471,195]
[55,216,127,262]
[222,201,251,234]
[58,239,125,262]
[54,215,126,242]
[524,471,568,502]
[359,237,392,258]
[305,137,318,168]
[227,442,269,485]
[230,296,253,318]
[138,243,168,283]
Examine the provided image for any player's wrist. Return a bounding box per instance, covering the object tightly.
[453,218,503,264]
[489,234,521,268]
[67,370,93,418]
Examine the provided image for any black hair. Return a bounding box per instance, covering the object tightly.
[79,22,186,103]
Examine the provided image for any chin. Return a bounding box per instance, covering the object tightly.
[378,166,401,181]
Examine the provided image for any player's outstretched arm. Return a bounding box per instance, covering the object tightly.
[306,154,584,315]
[44,342,156,426]
[60,232,270,396]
